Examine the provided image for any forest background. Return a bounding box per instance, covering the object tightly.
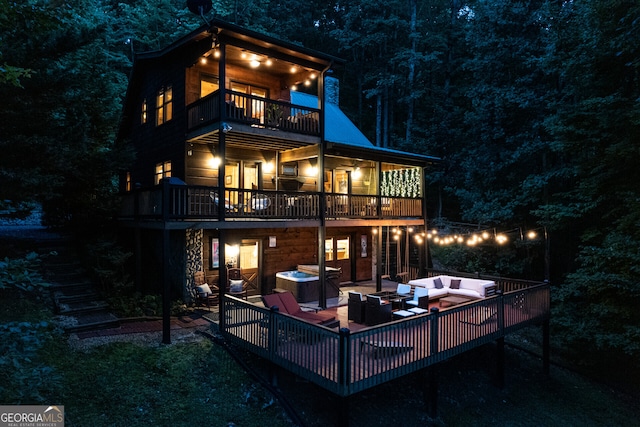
[1,0,639,389]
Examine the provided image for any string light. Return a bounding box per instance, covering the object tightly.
[424,224,544,247]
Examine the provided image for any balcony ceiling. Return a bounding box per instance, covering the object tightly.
[189,126,319,152]
[204,45,318,79]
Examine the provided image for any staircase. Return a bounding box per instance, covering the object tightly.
[43,239,120,333]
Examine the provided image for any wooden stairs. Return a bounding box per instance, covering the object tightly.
[42,241,120,333]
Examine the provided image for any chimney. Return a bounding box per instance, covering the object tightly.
[324,73,339,105]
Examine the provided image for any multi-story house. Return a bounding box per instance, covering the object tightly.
[117,18,437,308]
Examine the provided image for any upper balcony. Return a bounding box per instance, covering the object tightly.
[183,35,333,145]
[186,89,320,139]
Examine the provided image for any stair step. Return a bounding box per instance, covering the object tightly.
[51,281,94,291]
[65,312,120,333]
[58,300,110,315]
[55,292,100,304]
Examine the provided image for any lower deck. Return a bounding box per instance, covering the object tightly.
[218,276,550,399]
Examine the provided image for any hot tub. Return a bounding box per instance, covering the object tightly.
[275,270,339,302]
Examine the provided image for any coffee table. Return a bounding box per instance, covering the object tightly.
[439,295,474,308]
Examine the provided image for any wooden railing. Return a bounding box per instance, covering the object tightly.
[221,281,550,397]
[119,183,424,221]
[187,90,321,136]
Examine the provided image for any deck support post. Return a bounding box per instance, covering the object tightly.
[426,366,438,418]
[496,337,505,388]
[338,396,350,427]
[543,317,550,375]
[161,228,171,344]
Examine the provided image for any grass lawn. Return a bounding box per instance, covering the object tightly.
[0,290,293,426]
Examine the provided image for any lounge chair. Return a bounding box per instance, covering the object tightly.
[262,291,337,327]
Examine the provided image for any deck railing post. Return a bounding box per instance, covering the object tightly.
[268,306,279,387]
[338,328,351,395]
[338,328,351,427]
[495,290,505,388]
[429,307,439,356]
[497,290,505,336]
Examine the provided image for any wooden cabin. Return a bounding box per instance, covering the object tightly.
[116,18,438,307]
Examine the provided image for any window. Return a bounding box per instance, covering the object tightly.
[141,99,147,124]
[200,74,219,98]
[125,172,131,192]
[156,86,173,125]
[155,161,171,185]
[231,82,267,122]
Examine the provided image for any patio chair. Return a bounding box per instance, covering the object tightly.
[405,287,429,309]
[194,271,218,310]
[347,291,366,323]
[365,295,392,326]
[396,283,412,296]
[227,267,247,299]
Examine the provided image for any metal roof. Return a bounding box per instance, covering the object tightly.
[290,91,439,164]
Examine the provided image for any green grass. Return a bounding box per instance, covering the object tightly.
[47,340,292,427]
[0,289,292,427]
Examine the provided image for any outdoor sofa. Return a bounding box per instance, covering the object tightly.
[408,275,497,300]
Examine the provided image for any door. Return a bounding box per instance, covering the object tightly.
[325,236,352,283]
[225,239,260,294]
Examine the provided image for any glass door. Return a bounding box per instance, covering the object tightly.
[225,240,260,294]
[325,236,351,282]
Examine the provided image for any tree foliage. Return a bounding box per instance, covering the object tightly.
[1,0,639,372]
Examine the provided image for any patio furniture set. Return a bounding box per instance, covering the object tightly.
[347,275,497,326]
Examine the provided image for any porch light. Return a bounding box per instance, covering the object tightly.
[496,234,508,244]
[250,59,260,68]
[290,66,297,73]
[527,230,538,239]
[200,57,207,64]
[265,59,273,66]
[263,162,274,174]
[352,167,361,179]
[213,50,220,58]
[209,156,221,169]
[310,73,317,79]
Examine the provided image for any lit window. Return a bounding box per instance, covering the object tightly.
[125,172,131,192]
[155,161,172,185]
[200,74,219,98]
[141,99,147,124]
[156,86,173,125]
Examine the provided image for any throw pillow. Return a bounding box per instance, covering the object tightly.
[230,279,244,292]
[197,284,212,296]
[434,278,443,289]
[450,279,461,290]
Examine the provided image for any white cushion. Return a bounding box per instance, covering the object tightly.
[394,310,415,318]
[196,284,212,296]
[396,283,411,295]
[230,279,244,292]
[448,288,481,298]
[408,307,429,315]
